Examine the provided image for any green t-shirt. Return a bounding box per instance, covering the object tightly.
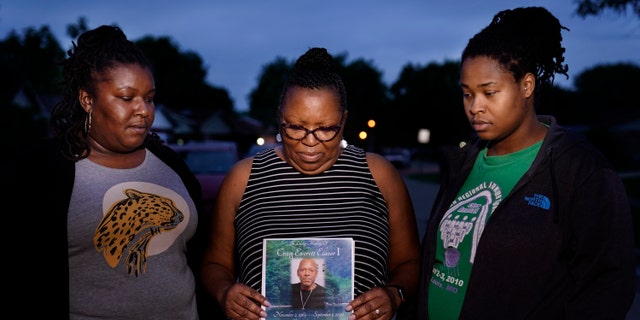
[427,141,542,320]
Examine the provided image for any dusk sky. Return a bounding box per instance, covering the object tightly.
[1,0,638,112]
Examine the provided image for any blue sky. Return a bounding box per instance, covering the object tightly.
[1,0,638,112]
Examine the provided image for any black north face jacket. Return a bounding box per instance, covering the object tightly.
[417,115,635,319]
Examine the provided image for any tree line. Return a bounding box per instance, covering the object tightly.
[3,1,639,170]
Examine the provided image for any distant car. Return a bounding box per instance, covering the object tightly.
[168,140,239,214]
[383,147,412,169]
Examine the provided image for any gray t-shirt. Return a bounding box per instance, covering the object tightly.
[68,149,199,319]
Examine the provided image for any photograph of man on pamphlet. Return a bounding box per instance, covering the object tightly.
[262,238,355,320]
[291,258,326,310]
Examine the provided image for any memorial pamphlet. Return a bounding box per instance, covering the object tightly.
[261,238,355,320]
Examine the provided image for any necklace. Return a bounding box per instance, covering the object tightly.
[299,288,314,310]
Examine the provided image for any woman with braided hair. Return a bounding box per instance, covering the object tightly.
[13,25,221,319]
[417,6,635,319]
[202,47,420,320]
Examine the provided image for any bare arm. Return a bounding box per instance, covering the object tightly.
[347,153,421,319]
[368,153,420,298]
[201,157,269,319]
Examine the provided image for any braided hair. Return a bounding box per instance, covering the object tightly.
[50,25,155,161]
[278,47,348,113]
[462,6,569,89]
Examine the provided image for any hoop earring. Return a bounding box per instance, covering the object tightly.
[340,139,348,149]
[84,111,92,134]
[276,133,282,142]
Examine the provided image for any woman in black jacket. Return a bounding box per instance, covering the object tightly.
[417,6,636,319]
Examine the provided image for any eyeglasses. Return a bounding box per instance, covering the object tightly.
[280,118,343,142]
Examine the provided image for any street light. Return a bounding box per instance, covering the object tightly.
[418,128,430,144]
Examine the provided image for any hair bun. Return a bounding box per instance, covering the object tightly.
[295,47,336,73]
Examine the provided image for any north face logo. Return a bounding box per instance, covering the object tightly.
[524,193,550,210]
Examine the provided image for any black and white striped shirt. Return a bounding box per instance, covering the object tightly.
[236,145,391,296]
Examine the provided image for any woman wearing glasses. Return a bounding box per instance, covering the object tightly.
[201,47,420,320]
